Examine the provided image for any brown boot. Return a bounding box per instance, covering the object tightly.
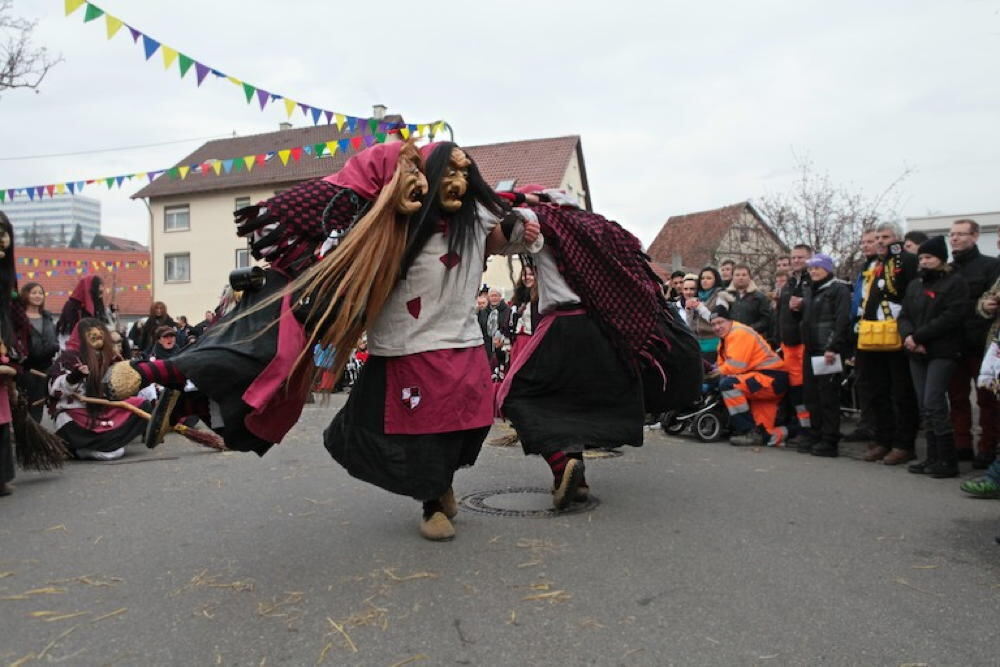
[863,445,890,462]
[881,448,916,466]
[552,459,585,510]
[419,511,455,541]
[439,487,458,520]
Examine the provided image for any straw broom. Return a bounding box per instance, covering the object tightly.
[72,395,226,451]
[3,370,70,471]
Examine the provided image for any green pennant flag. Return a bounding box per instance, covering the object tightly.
[167,168,179,180]
[232,158,244,172]
[375,132,387,144]
[367,118,379,135]
[178,53,194,78]
[105,177,115,188]
[0,190,5,203]
[83,3,104,22]
[313,143,325,157]
[242,82,255,103]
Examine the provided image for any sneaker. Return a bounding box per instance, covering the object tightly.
[959,477,1000,499]
[419,511,455,541]
[730,431,764,447]
[552,459,585,510]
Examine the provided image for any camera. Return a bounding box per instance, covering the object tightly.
[228,266,266,292]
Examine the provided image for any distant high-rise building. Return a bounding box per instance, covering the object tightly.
[1,194,101,247]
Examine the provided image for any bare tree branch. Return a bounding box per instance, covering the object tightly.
[0,0,62,95]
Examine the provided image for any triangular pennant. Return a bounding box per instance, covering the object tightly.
[127,26,141,42]
[83,3,104,22]
[6,190,14,201]
[363,135,377,147]
[303,145,312,156]
[115,175,125,187]
[325,141,338,157]
[346,117,357,133]
[400,127,410,140]
[313,143,325,157]
[375,132,387,144]
[178,166,190,179]
[231,158,244,172]
[310,107,322,125]
[142,35,160,60]
[254,154,266,166]
[161,45,178,70]
[105,14,123,39]
[222,159,234,174]
[324,110,333,124]
[167,168,179,180]
[338,138,350,153]
[105,177,115,189]
[212,161,223,175]
[194,62,210,86]
[56,183,66,195]
[417,124,427,136]
[298,103,310,117]
[26,188,35,201]
[0,190,4,203]
[45,185,55,197]
[242,82,255,103]
[65,0,86,16]
[367,118,379,135]
[178,54,194,78]
[68,182,77,194]
[134,172,145,181]
[283,98,296,118]
[335,114,346,131]
[77,181,85,191]
[243,156,256,171]
[289,147,303,162]
[434,121,447,135]
[350,136,363,151]
[227,75,241,86]
[256,88,269,110]
[277,149,291,166]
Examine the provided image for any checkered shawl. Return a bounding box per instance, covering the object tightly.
[234,179,368,274]
[531,204,702,406]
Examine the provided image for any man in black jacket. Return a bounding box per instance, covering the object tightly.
[798,253,851,457]
[775,244,813,438]
[947,218,1000,469]
[855,221,920,465]
[724,264,773,338]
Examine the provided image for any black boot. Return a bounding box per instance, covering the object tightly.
[908,432,939,474]
[927,432,959,479]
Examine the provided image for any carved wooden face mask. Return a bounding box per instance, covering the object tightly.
[439,149,471,213]
[0,228,9,259]
[85,327,105,351]
[395,154,428,216]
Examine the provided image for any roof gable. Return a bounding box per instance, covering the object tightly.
[463,135,581,192]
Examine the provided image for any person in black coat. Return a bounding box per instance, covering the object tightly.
[723,264,773,339]
[798,254,851,457]
[19,282,59,421]
[898,236,969,478]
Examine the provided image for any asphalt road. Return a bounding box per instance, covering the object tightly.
[1,397,998,666]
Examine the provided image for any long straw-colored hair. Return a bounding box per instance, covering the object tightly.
[235,140,422,392]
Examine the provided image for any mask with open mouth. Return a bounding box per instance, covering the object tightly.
[395,149,428,215]
[439,148,471,212]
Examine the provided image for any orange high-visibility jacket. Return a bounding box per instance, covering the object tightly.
[717,322,785,376]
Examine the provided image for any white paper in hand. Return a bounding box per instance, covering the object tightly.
[811,354,843,376]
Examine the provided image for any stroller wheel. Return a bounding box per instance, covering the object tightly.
[660,411,685,435]
[695,412,723,442]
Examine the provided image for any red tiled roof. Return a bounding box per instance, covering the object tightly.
[647,202,757,269]
[464,135,581,192]
[91,234,147,252]
[16,247,152,316]
[132,116,404,199]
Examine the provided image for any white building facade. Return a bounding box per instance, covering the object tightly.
[907,211,1000,257]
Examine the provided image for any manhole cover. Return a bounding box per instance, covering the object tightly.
[583,448,623,460]
[459,486,599,518]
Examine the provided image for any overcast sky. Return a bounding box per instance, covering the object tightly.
[2,0,998,247]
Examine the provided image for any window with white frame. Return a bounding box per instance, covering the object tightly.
[164,205,190,232]
[234,196,251,211]
[164,253,191,283]
[235,248,250,268]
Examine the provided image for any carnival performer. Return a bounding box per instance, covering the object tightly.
[322,142,540,541]
[103,141,429,455]
[495,186,702,509]
[48,318,148,461]
[56,275,109,338]
[0,212,32,492]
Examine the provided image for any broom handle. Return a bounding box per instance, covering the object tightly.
[72,394,152,421]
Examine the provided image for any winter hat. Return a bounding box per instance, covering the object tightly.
[918,235,949,263]
[155,325,176,339]
[711,303,731,320]
[806,253,835,274]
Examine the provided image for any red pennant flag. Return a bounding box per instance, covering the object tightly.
[255,154,266,166]
[350,136,363,151]
[45,185,55,197]
[289,147,303,161]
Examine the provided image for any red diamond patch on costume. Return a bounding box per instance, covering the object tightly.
[439,252,461,269]
[406,297,421,319]
[401,386,421,410]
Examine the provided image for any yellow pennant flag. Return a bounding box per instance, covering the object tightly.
[65,0,86,16]
[212,161,223,175]
[417,124,428,136]
[105,14,123,39]
[434,121,446,135]
[277,149,291,166]
[325,141,339,157]
[161,45,179,70]
[283,98,297,118]
[227,76,242,86]
[134,172,146,181]
[56,183,66,195]
[178,166,190,180]
[243,156,256,172]
[400,127,411,140]
[335,114,346,131]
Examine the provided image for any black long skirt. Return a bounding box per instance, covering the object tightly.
[56,414,147,453]
[0,424,13,484]
[503,313,644,458]
[324,356,489,502]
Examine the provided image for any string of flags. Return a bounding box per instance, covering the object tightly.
[18,257,149,269]
[17,282,154,295]
[64,0,447,131]
[0,127,445,202]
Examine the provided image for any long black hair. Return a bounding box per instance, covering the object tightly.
[400,142,505,277]
[0,211,30,359]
